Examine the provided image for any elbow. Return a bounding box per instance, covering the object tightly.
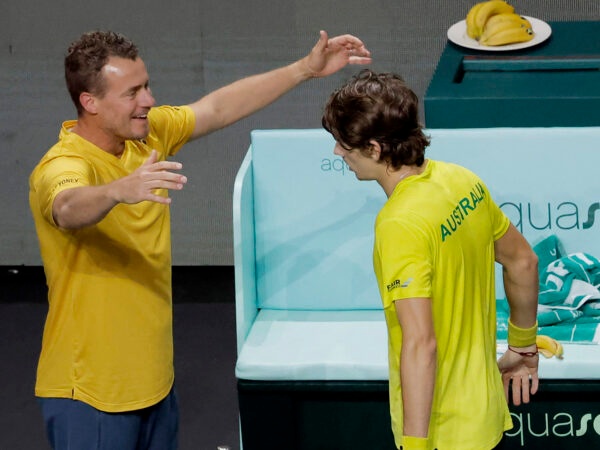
[404,334,437,361]
[525,247,538,270]
[521,250,539,279]
[53,213,78,230]
[506,249,538,280]
[422,335,437,356]
[52,204,71,229]
[52,202,87,230]
[426,337,438,361]
[52,192,75,230]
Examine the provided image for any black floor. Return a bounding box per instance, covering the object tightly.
[1,266,240,450]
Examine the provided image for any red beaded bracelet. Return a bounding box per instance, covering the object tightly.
[508,346,539,357]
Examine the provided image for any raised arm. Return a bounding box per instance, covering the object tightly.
[187,30,371,139]
[52,150,187,229]
[495,223,540,405]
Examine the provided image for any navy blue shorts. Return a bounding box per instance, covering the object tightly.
[38,386,179,450]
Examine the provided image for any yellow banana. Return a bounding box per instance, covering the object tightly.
[483,13,532,31]
[479,22,534,46]
[474,1,515,38]
[536,335,564,359]
[466,2,487,39]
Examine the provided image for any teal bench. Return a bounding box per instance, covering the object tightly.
[233,127,600,450]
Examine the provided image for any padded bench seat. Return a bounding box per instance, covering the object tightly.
[236,309,600,381]
[235,310,388,381]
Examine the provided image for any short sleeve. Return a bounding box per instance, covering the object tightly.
[374,216,433,309]
[31,156,92,225]
[146,105,195,157]
[482,183,511,241]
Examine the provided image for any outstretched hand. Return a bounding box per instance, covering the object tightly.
[497,345,539,406]
[117,150,187,205]
[304,30,372,78]
[51,150,187,230]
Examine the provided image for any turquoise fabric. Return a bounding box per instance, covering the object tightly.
[498,235,600,343]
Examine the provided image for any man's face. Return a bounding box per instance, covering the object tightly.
[93,56,155,141]
[333,141,379,181]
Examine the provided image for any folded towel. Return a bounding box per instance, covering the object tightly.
[533,234,564,276]
[539,252,600,310]
[537,305,582,327]
[497,235,600,343]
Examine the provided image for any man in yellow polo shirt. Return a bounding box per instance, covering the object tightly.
[322,70,539,450]
[29,30,371,450]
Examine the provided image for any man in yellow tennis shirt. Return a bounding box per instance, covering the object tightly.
[322,70,540,450]
[29,30,371,450]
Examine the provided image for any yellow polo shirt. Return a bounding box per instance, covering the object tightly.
[29,105,195,412]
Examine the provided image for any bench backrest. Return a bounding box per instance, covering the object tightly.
[236,127,600,312]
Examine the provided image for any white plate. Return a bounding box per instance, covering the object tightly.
[447,16,552,51]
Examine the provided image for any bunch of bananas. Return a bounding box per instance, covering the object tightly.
[466,0,535,46]
[536,335,564,359]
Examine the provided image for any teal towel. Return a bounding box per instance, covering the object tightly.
[539,252,600,310]
[533,234,564,276]
[497,235,600,343]
[537,305,582,327]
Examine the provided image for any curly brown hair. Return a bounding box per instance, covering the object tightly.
[64,30,139,115]
[322,69,430,170]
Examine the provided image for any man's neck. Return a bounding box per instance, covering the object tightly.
[379,160,427,198]
[70,118,125,158]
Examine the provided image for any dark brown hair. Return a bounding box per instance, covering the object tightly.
[322,69,430,169]
[64,30,139,115]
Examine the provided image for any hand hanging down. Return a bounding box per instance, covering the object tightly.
[497,344,539,406]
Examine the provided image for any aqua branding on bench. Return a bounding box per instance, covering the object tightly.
[321,157,351,175]
[501,201,600,233]
[506,411,600,447]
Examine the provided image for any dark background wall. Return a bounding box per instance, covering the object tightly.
[1,1,598,266]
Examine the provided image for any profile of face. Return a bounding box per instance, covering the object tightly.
[84,56,156,141]
[332,140,381,181]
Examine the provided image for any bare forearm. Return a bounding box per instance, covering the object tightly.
[401,339,437,437]
[495,224,539,328]
[52,185,119,229]
[51,151,185,230]
[189,59,312,137]
[503,261,538,327]
[187,31,371,139]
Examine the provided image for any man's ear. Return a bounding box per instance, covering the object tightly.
[368,140,382,161]
[79,92,98,114]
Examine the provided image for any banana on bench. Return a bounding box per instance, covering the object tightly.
[536,335,565,360]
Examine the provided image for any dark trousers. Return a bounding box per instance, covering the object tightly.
[38,387,179,450]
